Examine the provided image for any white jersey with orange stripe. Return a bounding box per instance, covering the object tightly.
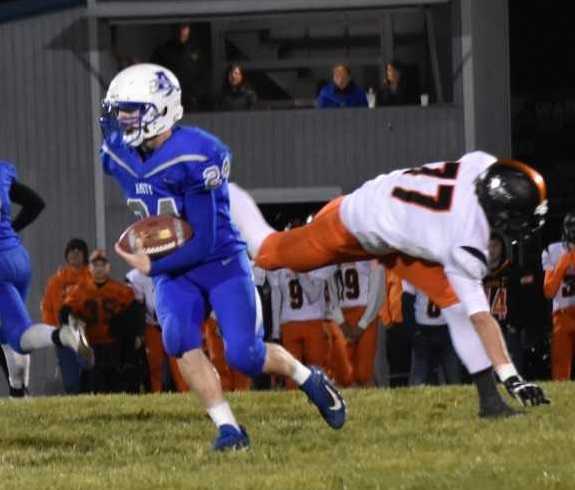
[267,268,330,323]
[541,241,575,313]
[402,280,446,326]
[335,261,371,309]
[340,151,496,315]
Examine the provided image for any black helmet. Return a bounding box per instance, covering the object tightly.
[475,159,547,240]
[563,211,575,244]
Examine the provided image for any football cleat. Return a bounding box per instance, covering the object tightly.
[212,425,250,452]
[59,315,95,368]
[300,367,347,430]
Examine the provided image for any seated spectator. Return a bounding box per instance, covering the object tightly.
[62,249,145,394]
[378,61,406,106]
[151,24,209,112]
[316,64,368,109]
[41,238,91,394]
[218,64,258,111]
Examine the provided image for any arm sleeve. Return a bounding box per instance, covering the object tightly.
[357,263,386,329]
[444,245,490,316]
[445,272,489,316]
[10,180,45,232]
[149,190,217,276]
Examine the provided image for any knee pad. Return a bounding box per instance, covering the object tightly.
[225,338,266,377]
[160,313,201,358]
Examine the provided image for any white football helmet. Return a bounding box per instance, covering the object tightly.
[101,63,184,147]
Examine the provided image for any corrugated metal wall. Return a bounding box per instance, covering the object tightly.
[188,106,465,190]
[0,7,96,395]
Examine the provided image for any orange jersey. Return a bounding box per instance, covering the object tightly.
[41,265,91,326]
[64,278,135,345]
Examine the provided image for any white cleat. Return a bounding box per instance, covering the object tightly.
[59,315,95,368]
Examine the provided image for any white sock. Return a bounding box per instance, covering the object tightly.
[207,401,240,431]
[19,323,55,352]
[228,182,274,257]
[1,344,30,390]
[291,362,312,386]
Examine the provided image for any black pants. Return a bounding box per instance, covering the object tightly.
[410,324,462,386]
[83,342,144,394]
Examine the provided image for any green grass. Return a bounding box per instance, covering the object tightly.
[1,383,574,490]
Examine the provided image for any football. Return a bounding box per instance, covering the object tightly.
[117,215,193,258]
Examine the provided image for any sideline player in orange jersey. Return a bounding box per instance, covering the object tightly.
[230,151,551,417]
[542,211,575,380]
[329,260,385,386]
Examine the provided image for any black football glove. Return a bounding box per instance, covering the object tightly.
[503,376,551,407]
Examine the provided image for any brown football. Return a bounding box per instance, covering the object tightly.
[117,215,193,258]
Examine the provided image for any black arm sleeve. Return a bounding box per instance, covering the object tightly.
[9,180,45,232]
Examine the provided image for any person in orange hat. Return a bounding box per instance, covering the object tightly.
[62,249,145,393]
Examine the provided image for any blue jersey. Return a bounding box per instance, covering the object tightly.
[101,126,245,275]
[0,161,21,251]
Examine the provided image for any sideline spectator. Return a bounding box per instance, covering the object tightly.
[218,64,258,111]
[378,61,406,106]
[41,238,91,394]
[402,281,461,386]
[62,249,144,394]
[151,24,208,112]
[542,212,575,380]
[316,64,368,109]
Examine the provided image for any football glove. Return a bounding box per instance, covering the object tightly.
[503,375,550,407]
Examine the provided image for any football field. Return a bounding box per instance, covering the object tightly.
[1,383,574,490]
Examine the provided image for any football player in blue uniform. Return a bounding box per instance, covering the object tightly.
[0,161,93,385]
[100,63,346,450]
